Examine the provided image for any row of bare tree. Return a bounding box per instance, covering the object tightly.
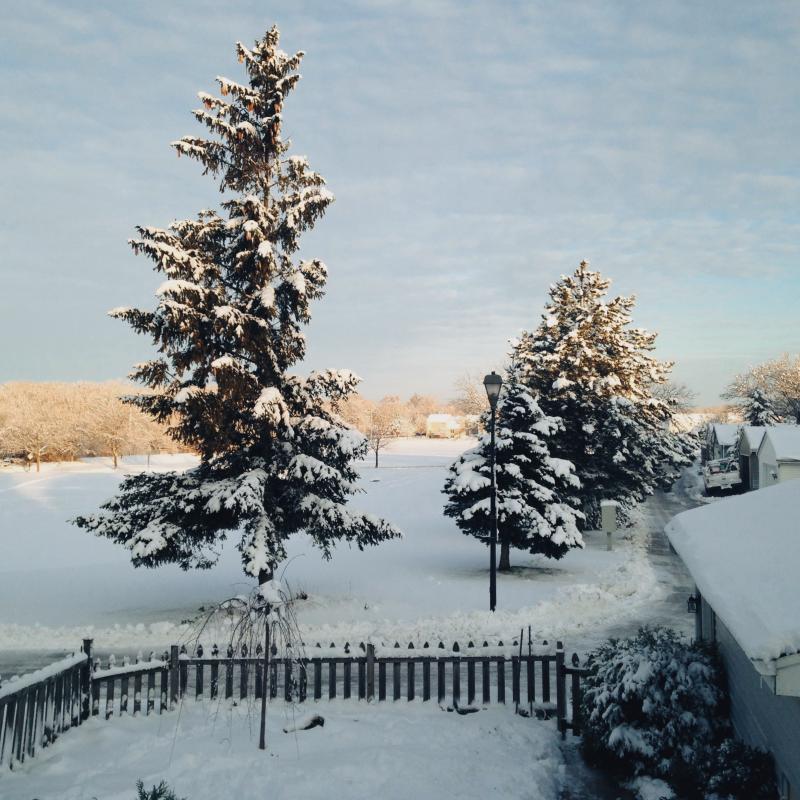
[723,354,800,423]
[0,380,483,472]
[0,382,177,471]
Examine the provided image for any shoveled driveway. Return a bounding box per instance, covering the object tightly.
[558,473,704,800]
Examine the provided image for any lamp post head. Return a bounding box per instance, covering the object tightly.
[483,371,503,410]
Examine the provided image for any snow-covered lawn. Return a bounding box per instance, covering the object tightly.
[0,438,658,665]
[1,700,564,800]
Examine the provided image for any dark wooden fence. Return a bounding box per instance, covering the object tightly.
[1,637,587,771]
[0,645,90,769]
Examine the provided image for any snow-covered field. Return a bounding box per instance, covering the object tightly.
[0,699,565,800]
[0,438,659,670]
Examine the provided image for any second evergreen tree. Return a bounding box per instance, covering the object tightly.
[444,373,583,571]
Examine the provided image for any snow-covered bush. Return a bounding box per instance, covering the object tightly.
[581,628,778,799]
[136,780,185,800]
[703,739,777,800]
[580,627,724,779]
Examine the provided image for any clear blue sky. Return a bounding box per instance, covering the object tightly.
[1,1,799,405]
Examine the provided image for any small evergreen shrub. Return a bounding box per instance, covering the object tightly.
[703,739,777,800]
[580,627,725,778]
[581,628,778,799]
[136,780,186,800]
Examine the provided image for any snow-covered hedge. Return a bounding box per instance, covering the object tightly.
[702,739,777,800]
[580,627,776,800]
[581,627,724,777]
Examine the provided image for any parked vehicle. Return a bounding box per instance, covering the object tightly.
[703,457,741,494]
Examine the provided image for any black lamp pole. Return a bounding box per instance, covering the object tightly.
[483,371,502,612]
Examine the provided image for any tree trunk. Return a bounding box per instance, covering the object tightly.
[258,567,273,585]
[36,452,41,472]
[112,451,118,469]
[258,564,273,750]
[374,449,379,468]
[259,619,269,750]
[498,541,511,572]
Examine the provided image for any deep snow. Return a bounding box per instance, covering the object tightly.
[0,700,565,800]
[1,439,660,668]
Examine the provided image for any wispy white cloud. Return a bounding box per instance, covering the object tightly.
[1,0,799,403]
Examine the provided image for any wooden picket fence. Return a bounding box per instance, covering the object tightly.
[0,650,90,770]
[1,637,588,771]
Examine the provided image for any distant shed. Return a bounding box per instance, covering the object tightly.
[425,414,464,439]
[737,426,766,490]
[757,425,800,488]
[704,423,739,462]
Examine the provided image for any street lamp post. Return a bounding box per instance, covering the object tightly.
[483,371,502,612]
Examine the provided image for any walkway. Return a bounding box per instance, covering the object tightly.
[558,473,704,799]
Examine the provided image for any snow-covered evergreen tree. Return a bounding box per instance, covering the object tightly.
[515,261,692,526]
[75,28,400,583]
[443,374,583,571]
[743,386,781,427]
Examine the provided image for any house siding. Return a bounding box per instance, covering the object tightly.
[700,599,800,794]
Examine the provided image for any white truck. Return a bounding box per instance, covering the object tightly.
[702,457,741,494]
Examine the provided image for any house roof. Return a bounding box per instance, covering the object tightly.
[709,423,739,447]
[738,425,766,453]
[427,414,459,424]
[759,425,800,462]
[666,480,800,670]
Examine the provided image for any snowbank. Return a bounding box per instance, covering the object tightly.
[666,480,800,666]
[1,701,564,800]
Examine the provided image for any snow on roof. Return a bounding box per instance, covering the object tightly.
[738,425,766,453]
[427,414,458,423]
[666,480,800,668]
[710,423,738,447]
[760,424,800,461]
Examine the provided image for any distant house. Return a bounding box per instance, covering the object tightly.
[462,414,482,437]
[425,414,464,439]
[757,426,800,488]
[703,423,739,462]
[666,482,800,799]
[737,426,766,490]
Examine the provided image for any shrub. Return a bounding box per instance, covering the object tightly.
[580,627,725,778]
[703,739,777,800]
[136,780,186,800]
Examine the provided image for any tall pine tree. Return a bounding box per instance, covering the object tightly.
[743,386,781,426]
[75,28,400,584]
[443,372,583,571]
[515,261,692,526]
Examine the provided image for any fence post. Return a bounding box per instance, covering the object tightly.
[570,653,582,736]
[80,639,93,722]
[555,642,566,739]
[366,644,375,701]
[169,645,180,709]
